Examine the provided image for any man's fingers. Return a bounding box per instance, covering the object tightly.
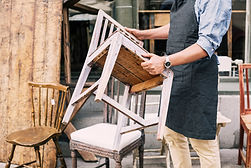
[142,53,154,58]
[125,27,132,32]
[141,61,148,67]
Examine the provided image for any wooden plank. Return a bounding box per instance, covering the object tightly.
[157,70,173,140]
[154,13,170,27]
[33,0,48,82]
[130,76,163,93]
[38,1,63,167]
[0,0,12,162]
[90,32,156,86]
[44,0,62,82]
[0,0,63,166]
[139,10,171,13]
[227,19,233,58]
[149,14,154,53]
[116,47,153,81]
[63,7,72,84]
[7,0,35,164]
[93,48,146,85]
[71,3,98,14]
[63,0,80,8]
[232,10,246,13]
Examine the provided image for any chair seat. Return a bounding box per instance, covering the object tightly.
[241,114,251,130]
[71,123,142,151]
[6,126,60,147]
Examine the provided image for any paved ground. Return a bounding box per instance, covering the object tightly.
[0,148,245,168]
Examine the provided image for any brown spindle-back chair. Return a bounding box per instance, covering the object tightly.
[238,64,251,168]
[5,81,69,168]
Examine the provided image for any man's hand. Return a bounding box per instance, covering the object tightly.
[141,53,166,75]
[125,27,145,40]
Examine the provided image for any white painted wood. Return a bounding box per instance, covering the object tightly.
[122,35,149,61]
[94,33,122,101]
[98,10,143,46]
[108,23,115,36]
[71,80,100,104]
[100,19,108,44]
[121,117,159,134]
[62,65,92,124]
[157,69,173,140]
[93,90,146,126]
[87,32,117,65]
[87,10,104,56]
[113,85,131,150]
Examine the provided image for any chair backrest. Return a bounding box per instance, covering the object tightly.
[100,78,146,150]
[238,64,251,115]
[218,56,232,76]
[28,82,69,131]
[87,9,143,57]
[104,78,146,124]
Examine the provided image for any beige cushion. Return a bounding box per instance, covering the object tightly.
[71,123,142,151]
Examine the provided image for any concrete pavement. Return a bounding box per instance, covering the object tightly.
[0,148,245,168]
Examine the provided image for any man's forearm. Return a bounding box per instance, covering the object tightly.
[141,24,170,40]
[169,44,208,66]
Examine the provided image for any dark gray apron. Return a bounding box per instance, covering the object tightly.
[165,0,218,140]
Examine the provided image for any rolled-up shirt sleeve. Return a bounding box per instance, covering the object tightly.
[195,0,232,57]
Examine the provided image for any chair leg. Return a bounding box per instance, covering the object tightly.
[94,34,122,101]
[53,137,66,168]
[105,157,110,168]
[71,150,77,168]
[115,161,122,168]
[132,149,138,168]
[5,144,16,168]
[34,146,42,168]
[247,134,251,168]
[138,144,144,168]
[238,126,244,165]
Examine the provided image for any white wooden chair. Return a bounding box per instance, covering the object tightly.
[62,10,173,168]
[218,56,232,76]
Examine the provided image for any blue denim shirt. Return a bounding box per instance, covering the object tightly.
[194,0,232,57]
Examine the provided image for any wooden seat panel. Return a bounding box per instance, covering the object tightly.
[6,126,59,147]
[241,114,251,130]
[92,33,158,86]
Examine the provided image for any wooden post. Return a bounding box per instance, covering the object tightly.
[63,0,80,8]
[227,19,233,58]
[63,7,71,85]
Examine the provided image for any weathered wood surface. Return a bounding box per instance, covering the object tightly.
[0,0,63,167]
[63,7,72,85]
